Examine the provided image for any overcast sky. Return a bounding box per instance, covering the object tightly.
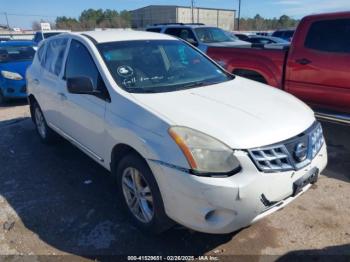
[1,0,349,29]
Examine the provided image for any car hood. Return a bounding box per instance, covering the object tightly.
[131,77,315,149]
[0,60,32,78]
[205,40,251,47]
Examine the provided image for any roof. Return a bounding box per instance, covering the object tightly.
[73,29,176,43]
[0,40,35,46]
[132,5,235,12]
[147,24,220,29]
[302,11,350,20]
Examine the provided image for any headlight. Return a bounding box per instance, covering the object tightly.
[1,70,23,80]
[169,126,240,174]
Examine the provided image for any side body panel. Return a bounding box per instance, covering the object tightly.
[285,12,350,113]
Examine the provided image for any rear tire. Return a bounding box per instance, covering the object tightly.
[32,102,58,144]
[115,153,173,234]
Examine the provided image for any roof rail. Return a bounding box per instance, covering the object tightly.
[152,23,185,26]
[184,23,205,25]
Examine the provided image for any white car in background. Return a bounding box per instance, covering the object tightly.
[26,30,327,234]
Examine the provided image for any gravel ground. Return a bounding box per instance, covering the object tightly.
[0,100,349,261]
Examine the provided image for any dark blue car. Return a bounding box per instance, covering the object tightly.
[0,41,36,103]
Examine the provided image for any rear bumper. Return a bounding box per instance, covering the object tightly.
[148,144,327,234]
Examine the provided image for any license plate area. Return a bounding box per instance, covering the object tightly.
[293,167,319,196]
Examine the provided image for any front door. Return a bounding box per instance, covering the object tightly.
[59,39,109,164]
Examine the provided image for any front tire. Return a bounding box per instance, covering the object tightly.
[0,90,7,104]
[32,102,58,144]
[116,153,173,234]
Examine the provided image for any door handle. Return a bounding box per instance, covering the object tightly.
[33,79,40,85]
[296,58,312,65]
[57,92,68,100]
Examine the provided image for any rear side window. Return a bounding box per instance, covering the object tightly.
[37,44,45,62]
[164,28,196,41]
[64,40,103,90]
[34,33,43,43]
[43,38,68,75]
[305,19,350,53]
[272,31,282,37]
[146,28,162,33]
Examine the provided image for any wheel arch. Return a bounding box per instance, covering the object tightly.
[28,94,38,123]
[110,143,149,176]
[233,68,268,84]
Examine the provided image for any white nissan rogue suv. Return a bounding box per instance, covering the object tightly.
[26,30,327,234]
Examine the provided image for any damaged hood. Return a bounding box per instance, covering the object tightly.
[132,76,315,149]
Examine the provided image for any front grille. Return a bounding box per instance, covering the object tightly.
[248,122,324,173]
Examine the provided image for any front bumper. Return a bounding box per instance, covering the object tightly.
[148,144,327,234]
[0,78,27,99]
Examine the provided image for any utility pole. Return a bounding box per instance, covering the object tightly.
[237,0,241,31]
[4,12,10,30]
[191,0,195,23]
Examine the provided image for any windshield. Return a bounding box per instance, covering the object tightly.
[0,45,35,63]
[98,40,233,93]
[195,27,233,43]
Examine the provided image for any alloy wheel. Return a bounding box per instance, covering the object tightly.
[122,167,154,223]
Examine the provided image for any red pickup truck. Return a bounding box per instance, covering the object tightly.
[207,12,350,124]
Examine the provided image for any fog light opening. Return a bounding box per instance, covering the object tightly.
[204,210,216,222]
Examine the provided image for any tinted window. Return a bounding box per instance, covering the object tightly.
[34,33,43,43]
[65,40,103,90]
[305,19,350,53]
[146,28,162,33]
[164,28,196,41]
[0,45,35,63]
[195,27,233,43]
[98,40,233,93]
[283,30,294,39]
[272,31,282,37]
[43,32,63,39]
[37,44,45,62]
[43,38,68,75]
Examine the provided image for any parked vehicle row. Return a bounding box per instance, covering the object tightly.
[206,12,350,123]
[26,30,327,234]
[149,13,348,124]
[0,40,36,103]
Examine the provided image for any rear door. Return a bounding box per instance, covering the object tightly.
[37,37,68,127]
[285,17,350,113]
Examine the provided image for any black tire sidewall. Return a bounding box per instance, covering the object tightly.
[116,153,172,234]
[0,90,6,104]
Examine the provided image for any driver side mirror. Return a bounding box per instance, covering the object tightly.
[67,77,99,95]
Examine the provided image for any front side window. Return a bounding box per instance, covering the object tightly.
[146,28,162,33]
[43,38,68,75]
[0,45,35,63]
[65,40,103,90]
[164,28,196,41]
[98,40,233,93]
[305,19,350,53]
[195,27,233,43]
[34,33,43,43]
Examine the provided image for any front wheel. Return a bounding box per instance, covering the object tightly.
[116,153,173,234]
[0,90,7,104]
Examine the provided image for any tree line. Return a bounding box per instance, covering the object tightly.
[238,14,299,31]
[32,9,298,31]
[33,8,131,31]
